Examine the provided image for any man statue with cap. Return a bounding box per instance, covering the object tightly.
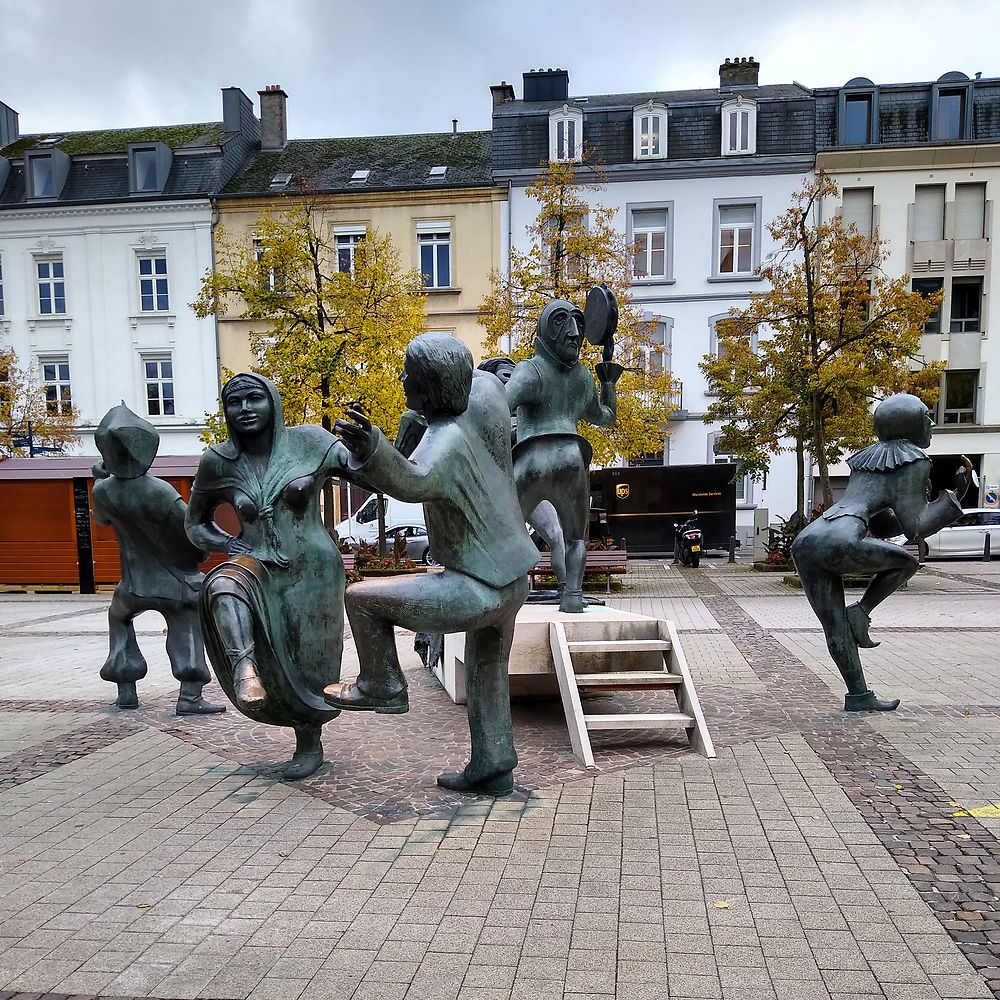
[93,403,224,715]
[505,288,625,613]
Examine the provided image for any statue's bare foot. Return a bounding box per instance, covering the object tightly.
[845,690,899,712]
[437,769,514,796]
[846,603,880,648]
[116,682,139,709]
[234,660,267,710]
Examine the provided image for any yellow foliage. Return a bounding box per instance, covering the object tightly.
[0,347,79,459]
[700,172,944,512]
[193,205,427,441]
[479,158,680,466]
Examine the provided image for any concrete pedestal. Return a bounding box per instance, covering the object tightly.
[434,603,662,705]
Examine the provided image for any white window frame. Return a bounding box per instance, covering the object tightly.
[35,254,66,316]
[416,221,452,289]
[711,199,762,279]
[136,252,169,312]
[549,105,583,163]
[709,432,751,505]
[39,355,72,415]
[628,202,673,283]
[253,235,281,292]
[721,98,756,156]
[141,353,176,418]
[334,226,366,276]
[0,254,4,317]
[633,102,668,160]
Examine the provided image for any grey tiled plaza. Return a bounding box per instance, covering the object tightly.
[2,558,1000,1000]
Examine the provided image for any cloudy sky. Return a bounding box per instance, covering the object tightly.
[3,0,998,140]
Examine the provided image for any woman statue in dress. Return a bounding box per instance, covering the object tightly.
[185,373,350,779]
[792,393,970,712]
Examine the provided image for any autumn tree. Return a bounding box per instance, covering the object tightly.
[701,172,944,516]
[0,347,79,459]
[479,158,680,466]
[193,204,428,526]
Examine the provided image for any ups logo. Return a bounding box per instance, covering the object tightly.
[616,483,630,500]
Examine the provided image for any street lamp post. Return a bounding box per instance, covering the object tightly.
[11,420,64,457]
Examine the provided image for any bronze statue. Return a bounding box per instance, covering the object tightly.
[325,334,539,796]
[505,290,624,612]
[92,404,224,715]
[792,393,970,711]
[185,373,351,779]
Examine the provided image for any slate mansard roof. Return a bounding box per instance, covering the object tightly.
[221,130,494,198]
[0,119,256,208]
[491,82,815,174]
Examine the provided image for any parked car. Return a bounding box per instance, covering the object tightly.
[335,495,425,544]
[384,524,437,565]
[923,508,1000,558]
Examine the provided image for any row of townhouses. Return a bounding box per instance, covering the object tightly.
[2,59,999,546]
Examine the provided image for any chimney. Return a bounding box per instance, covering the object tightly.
[258,85,288,151]
[221,86,259,142]
[452,119,458,135]
[719,57,760,89]
[0,100,19,150]
[490,80,516,107]
[523,68,569,102]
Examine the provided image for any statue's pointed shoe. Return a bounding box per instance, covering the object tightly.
[283,749,324,781]
[437,770,515,797]
[844,690,900,712]
[323,681,409,714]
[847,603,880,649]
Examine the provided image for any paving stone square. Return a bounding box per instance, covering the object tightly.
[2,558,1000,999]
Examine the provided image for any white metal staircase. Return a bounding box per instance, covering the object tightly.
[549,617,715,768]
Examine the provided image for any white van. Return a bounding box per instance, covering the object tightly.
[335,494,426,545]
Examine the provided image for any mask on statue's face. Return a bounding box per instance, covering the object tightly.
[543,306,585,366]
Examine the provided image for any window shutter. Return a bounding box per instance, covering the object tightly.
[719,204,755,226]
[913,185,945,241]
[954,183,986,240]
[632,208,667,229]
[841,188,874,237]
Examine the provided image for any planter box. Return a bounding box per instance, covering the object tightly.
[357,566,427,577]
[752,561,793,573]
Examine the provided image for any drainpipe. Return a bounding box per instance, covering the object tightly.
[210,198,223,398]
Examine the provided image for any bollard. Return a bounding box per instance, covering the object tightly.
[985,532,992,562]
[728,534,737,563]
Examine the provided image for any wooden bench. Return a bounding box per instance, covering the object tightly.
[528,547,628,594]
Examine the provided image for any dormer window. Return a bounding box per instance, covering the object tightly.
[128,142,172,195]
[269,172,292,190]
[25,147,70,200]
[350,169,371,185]
[932,75,973,141]
[633,102,667,160]
[428,165,447,180]
[549,105,583,162]
[838,79,879,146]
[721,98,756,156]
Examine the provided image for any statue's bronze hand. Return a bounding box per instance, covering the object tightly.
[954,455,974,500]
[335,408,375,461]
[227,535,252,556]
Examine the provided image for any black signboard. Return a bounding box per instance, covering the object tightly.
[72,477,96,594]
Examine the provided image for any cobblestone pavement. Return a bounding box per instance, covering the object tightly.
[1,559,999,999]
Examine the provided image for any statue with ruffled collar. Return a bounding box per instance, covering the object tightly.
[792,393,971,711]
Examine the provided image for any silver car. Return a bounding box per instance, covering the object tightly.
[923,508,1000,558]
[385,524,438,565]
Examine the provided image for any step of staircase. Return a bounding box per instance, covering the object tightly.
[566,639,671,654]
[585,712,695,730]
[575,671,682,688]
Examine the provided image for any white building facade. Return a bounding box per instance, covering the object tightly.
[491,61,816,547]
[0,88,260,457]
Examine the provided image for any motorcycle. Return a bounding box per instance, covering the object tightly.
[673,512,703,568]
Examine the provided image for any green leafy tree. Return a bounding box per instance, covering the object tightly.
[701,172,944,516]
[479,158,680,466]
[0,347,79,459]
[193,204,427,527]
